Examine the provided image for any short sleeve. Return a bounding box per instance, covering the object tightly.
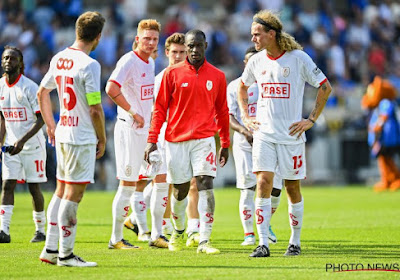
[27,81,40,113]
[83,61,101,94]
[241,60,256,87]
[108,55,133,87]
[226,80,238,118]
[299,51,327,88]
[40,58,57,90]
[378,99,394,116]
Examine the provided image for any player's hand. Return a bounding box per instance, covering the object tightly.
[289,118,314,140]
[96,140,106,159]
[46,125,56,146]
[9,140,25,155]
[219,147,229,167]
[242,129,253,146]
[243,116,260,132]
[144,143,158,164]
[132,113,145,128]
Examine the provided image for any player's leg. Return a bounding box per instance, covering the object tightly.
[0,180,17,243]
[249,138,276,258]
[278,143,306,256]
[28,183,46,242]
[162,185,173,236]
[186,178,200,247]
[269,174,283,244]
[149,174,169,248]
[133,179,150,241]
[239,187,256,245]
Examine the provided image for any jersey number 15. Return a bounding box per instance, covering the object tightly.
[55,76,77,111]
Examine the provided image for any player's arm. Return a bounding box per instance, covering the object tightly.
[238,81,259,131]
[37,86,56,146]
[214,77,230,167]
[230,115,253,145]
[105,81,144,128]
[8,112,45,155]
[89,103,106,159]
[289,80,332,139]
[0,113,5,148]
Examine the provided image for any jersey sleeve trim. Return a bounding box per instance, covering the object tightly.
[319,78,328,86]
[109,79,121,88]
[35,110,41,114]
[86,91,102,105]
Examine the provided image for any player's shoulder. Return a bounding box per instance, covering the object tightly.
[205,60,225,77]
[20,75,39,89]
[286,49,312,63]
[155,68,166,80]
[227,77,240,91]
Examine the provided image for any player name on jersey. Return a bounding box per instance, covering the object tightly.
[261,83,290,98]
[2,107,27,121]
[60,115,79,127]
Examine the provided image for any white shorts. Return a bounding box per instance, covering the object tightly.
[165,137,216,184]
[253,137,306,180]
[2,146,47,183]
[56,142,96,184]
[232,144,256,189]
[138,122,167,180]
[115,119,148,181]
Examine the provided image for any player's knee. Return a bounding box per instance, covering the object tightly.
[196,175,213,191]
[28,184,42,196]
[2,180,16,194]
[271,188,281,197]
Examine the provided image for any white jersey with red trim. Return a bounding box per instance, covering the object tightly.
[41,47,101,145]
[241,49,327,144]
[227,77,258,151]
[0,74,45,152]
[109,51,155,134]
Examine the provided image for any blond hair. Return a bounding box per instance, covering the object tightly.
[253,10,302,51]
[76,11,105,42]
[165,33,185,50]
[137,19,161,34]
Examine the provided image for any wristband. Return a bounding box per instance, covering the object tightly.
[308,118,315,124]
[128,108,136,116]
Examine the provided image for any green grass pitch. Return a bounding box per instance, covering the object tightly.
[1,186,399,279]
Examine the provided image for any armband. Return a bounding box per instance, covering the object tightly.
[86,91,101,105]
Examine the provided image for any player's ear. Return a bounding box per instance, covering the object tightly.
[204,42,208,50]
[165,49,169,56]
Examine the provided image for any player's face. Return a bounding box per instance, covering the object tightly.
[166,43,186,66]
[185,33,207,66]
[251,23,270,51]
[136,29,159,55]
[1,49,21,75]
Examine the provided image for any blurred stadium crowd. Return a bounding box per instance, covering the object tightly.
[1,0,400,187]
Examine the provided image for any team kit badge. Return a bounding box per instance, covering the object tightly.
[282,67,290,77]
[206,80,213,91]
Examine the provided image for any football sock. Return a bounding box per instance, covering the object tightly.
[132,191,149,234]
[144,184,153,210]
[0,205,13,235]
[45,195,61,251]
[239,188,255,235]
[58,199,78,258]
[170,195,187,231]
[187,218,200,235]
[111,186,134,243]
[288,198,304,246]
[162,218,172,233]
[150,183,169,240]
[255,197,271,246]
[271,194,281,215]
[33,211,46,234]
[198,190,215,244]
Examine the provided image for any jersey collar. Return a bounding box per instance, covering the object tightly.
[5,74,22,87]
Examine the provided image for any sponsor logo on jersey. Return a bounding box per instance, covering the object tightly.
[141,84,154,100]
[181,83,188,87]
[206,80,213,91]
[282,67,290,77]
[141,73,146,78]
[313,67,321,76]
[261,83,290,99]
[261,70,266,75]
[56,58,74,70]
[2,107,27,121]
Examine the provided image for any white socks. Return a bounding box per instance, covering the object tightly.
[58,199,78,258]
[33,211,46,234]
[150,183,169,240]
[132,191,149,234]
[45,195,61,251]
[144,185,153,210]
[255,197,271,246]
[288,198,304,246]
[0,205,14,235]
[111,186,134,243]
[170,195,187,231]
[187,218,199,235]
[198,189,215,244]
[239,189,255,235]
[271,194,281,215]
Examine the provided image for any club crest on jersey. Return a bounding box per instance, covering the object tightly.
[206,80,213,91]
[16,92,23,102]
[282,67,290,77]
[125,165,132,177]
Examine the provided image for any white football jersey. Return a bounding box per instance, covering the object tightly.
[241,49,327,144]
[0,74,45,152]
[154,68,166,100]
[109,51,155,134]
[227,77,258,151]
[41,47,101,145]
